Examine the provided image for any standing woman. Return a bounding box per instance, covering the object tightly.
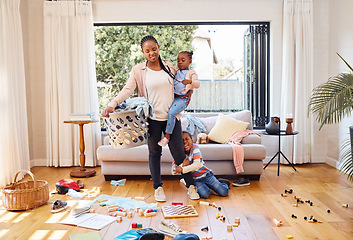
[101,36,200,202]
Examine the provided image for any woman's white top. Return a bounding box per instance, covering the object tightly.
[145,67,173,121]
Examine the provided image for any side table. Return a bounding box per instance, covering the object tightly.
[64,120,98,178]
[262,130,298,176]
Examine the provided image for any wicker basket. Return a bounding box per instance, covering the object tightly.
[1,170,49,211]
[104,109,149,149]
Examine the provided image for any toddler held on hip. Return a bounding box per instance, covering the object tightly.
[158,51,200,147]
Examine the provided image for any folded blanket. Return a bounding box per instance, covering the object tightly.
[227,130,260,174]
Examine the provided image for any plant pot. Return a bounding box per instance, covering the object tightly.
[265,117,280,135]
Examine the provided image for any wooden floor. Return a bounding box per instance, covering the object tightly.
[1,164,353,240]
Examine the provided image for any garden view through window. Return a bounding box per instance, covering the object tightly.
[94,23,269,129]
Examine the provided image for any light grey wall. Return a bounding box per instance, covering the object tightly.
[328,0,353,167]
[20,0,353,167]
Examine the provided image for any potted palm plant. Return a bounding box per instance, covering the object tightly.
[308,53,353,181]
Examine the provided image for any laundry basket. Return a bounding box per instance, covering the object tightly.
[104,109,149,149]
[1,170,49,211]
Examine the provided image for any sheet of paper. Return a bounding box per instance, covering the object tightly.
[59,213,96,226]
[78,214,116,230]
[59,213,116,230]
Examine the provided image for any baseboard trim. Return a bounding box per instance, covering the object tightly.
[30,159,101,167]
[30,159,47,167]
[325,157,339,169]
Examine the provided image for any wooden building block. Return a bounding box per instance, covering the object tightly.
[108,208,118,213]
[200,201,210,206]
[116,211,127,217]
[144,211,157,217]
[107,205,119,209]
[273,219,282,227]
[116,216,122,222]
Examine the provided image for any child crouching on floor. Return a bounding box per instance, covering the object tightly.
[173,131,229,199]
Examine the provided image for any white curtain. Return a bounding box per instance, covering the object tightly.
[0,0,30,186]
[281,0,313,164]
[44,0,101,167]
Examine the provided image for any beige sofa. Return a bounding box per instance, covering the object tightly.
[97,110,266,181]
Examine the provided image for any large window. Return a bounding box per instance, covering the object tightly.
[94,22,269,128]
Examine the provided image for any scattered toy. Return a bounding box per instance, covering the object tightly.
[234,217,240,223]
[201,226,209,232]
[284,189,293,194]
[327,209,331,213]
[273,219,283,227]
[227,224,232,231]
[172,202,183,206]
[117,216,122,222]
[109,212,117,217]
[135,197,145,201]
[218,207,221,211]
[144,211,157,217]
[285,235,293,239]
[199,201,211,206]
[281,193,287,197]
[291,214,297,219]
[116,211,127,217]
[342,203,349,208]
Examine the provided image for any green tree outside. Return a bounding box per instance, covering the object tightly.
[95,25,198,128]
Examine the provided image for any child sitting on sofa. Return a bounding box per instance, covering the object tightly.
[173,131,229,199]
[158,51,200,147]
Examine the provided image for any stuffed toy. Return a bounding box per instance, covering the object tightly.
[197,133,209,144]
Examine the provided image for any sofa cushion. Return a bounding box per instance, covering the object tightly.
[208,114,249,144]
[97,143,266,163]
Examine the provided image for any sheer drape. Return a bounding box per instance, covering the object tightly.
[281,0,313,164]
[44,0,101,167]
[0,0,30,186]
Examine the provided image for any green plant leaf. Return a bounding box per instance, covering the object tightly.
[337,52,353,72]
[340,138,353,181]
[308,73,353,129]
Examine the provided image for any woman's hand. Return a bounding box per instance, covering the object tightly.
[101,106,115,118]
[181,90,193,105]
